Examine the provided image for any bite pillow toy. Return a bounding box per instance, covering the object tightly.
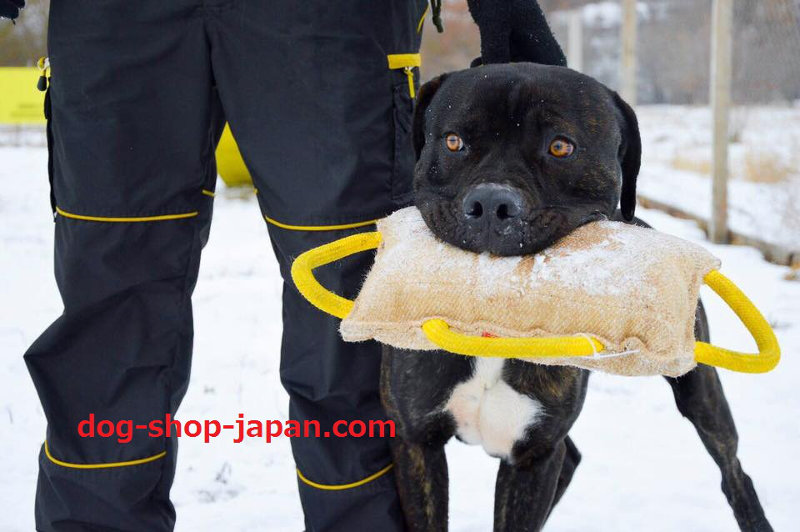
[292,207,779,377]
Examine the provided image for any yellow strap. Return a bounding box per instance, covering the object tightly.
[56,207,198,223]
[387,53,421,98]
[421,319,604,358]
[44,441,166,469]
[290,233,780,374]
[404,68,417,98]
[417,4,430,33]
[296,463,394,491]
[422,271,780,372]
[387,53,422,70]
[694,270,780,373]
[290,231,383,319]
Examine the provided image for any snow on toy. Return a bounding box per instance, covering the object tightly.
[291,207,780,377]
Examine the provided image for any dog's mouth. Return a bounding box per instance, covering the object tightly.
[416,193,608,257]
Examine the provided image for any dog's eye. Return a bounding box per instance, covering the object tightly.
[549,138,575,158]
[445,133,464,152]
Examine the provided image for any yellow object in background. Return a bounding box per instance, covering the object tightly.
[215,123,254,187]
[1,68,251,188]
[0,68,46,124]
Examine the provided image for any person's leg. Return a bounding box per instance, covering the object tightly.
[205,1,429,529]
[23,2,223,530]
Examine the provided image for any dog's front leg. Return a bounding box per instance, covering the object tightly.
[494,439,567,532]
[390,439,449,532]
[381,346,452,531]
[663,301,771,531]
[664,365,772,531]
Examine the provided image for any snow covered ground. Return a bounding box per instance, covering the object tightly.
[1,146,798,531]
[637,105,800,250]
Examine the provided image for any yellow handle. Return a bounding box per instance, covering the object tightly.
[421,319,604,358]
[290,234,780,374]
[290,232,383,319]
[694,270,780,373]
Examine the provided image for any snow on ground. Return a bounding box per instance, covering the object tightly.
[1,146,798,531]
[637,105,800,250]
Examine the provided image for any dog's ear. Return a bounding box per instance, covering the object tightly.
[413,73,449,160]
[610,91,641,221]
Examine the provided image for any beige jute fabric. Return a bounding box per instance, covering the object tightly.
[340,207,721,376]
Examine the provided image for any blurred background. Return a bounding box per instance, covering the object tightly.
[1,2,799,530]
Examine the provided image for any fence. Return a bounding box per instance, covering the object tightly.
[549,0,800,266]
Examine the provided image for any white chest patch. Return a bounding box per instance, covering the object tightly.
[444,358,543,459]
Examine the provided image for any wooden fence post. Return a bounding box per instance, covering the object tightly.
[710,0,733,243]
[621,0,637,106]
[567,9,584,72]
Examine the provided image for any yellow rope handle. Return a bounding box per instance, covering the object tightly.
[694,270,780,373]
[290,232,383,319]
[421,320,604,358]
[421,270,780,372]
[290,233,780,374]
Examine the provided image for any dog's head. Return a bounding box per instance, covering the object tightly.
[412,63,640,256]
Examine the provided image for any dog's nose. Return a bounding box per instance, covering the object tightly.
[461,184,524,223]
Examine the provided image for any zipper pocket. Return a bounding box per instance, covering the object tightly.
[387,53,421,99]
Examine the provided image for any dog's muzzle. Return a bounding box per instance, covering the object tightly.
[460,183,526,248]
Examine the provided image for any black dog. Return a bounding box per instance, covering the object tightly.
[380,63,771,531]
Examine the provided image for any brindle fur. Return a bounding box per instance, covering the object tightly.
[381,64,771,531]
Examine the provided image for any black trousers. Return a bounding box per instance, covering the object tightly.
[23,1,426,530]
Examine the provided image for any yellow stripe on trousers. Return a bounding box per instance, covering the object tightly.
[44,441,166,469]
[296,463,394,490]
